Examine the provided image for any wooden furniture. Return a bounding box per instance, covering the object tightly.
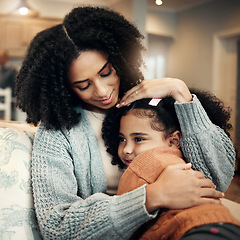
[0,87,12,120]
[0,15,61,57]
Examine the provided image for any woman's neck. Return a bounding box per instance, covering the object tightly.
[81,102,107,114]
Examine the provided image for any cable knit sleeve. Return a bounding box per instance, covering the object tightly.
[174,94,236,192]
[31,124,154,240]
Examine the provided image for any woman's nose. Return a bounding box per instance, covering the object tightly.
[94,79,108,97]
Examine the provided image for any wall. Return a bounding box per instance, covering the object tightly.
[0,0,134,20]
[0,0,71,19]
[146,10,176,38]
[146,0,240,146]
[110,0,133,21]
[166,0,240,90]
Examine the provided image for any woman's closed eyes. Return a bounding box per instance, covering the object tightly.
[75,63,113,91]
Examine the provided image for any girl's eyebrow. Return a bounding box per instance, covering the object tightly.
[131,132,148,136]
[72,60,110,85]
[119,132,148,137]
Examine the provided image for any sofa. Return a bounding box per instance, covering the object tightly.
[0,121,42,239]
[0,120,240,240]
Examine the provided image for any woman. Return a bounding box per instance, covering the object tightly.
[16,6,233,240]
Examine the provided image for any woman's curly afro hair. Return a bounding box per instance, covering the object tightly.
[16,6,145,130]
[102,88,232,168]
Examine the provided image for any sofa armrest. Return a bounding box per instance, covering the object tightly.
[0,126,42,239]
[0,120,37,132]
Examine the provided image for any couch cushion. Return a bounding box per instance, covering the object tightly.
[0,127,42,239]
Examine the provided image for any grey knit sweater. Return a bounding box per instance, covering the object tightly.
[31,95,235,240]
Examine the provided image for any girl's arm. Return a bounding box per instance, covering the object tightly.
[118,78,235,192]
[175,95,235,192]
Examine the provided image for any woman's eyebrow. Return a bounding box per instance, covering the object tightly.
[72,60,109,85]
[72,79,88,85]
[98,60,109,74]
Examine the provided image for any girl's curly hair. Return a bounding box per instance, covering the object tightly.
[102,89,232,168]
[16,6,145,130]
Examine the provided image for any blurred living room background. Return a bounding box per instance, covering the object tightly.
[0,0,240,201]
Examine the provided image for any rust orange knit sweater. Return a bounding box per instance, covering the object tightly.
[117,147,240,240]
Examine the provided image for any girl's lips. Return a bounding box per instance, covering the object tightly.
[124,159,133,165]
[99,93,113,105]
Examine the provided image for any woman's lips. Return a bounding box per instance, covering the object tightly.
[99,93,113,105]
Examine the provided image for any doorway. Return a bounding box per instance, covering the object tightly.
[212,28,240,149]
[236,39,240,151]
[145,34,173,79]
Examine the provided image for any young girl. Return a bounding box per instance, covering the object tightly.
[16,6,231,239]
[102,91,240,239]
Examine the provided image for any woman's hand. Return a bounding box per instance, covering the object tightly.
[117,78,193,108]
[145,163,224,213]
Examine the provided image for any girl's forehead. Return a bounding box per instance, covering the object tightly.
[122,110,153,125]
[123,108,165,132]
[128,108,156,118]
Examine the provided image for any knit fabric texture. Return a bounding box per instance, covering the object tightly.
[31,96,235,239]
[32,108,154,240]
[175,95,235,192]
[117,147,240,240]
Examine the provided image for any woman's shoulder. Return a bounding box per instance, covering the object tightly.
[36,106,86,134]
[34,122,72,148]
[34,108,95,149]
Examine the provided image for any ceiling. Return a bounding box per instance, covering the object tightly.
[46,0,216,12]
[148,0,216,12]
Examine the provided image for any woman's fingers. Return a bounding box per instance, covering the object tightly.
[117,78,193,108]
[197,188,224,206]
[170,164,206,180]
[173,162,192,170]
[118,79,162,107]
[116,84,144,107]
[145,165,224,212]
[199,178,216,189]
[199,187,224,199]
[179,173,224,206]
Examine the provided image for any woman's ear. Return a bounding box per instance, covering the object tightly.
[168,130,181,149]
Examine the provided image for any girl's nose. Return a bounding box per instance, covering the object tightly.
[123,142,133,155]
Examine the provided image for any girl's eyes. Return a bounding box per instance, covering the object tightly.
[118,136,144,143]
[118,136,126,143]
[134,137,143,142]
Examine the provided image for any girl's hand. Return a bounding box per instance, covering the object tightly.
[117,78,193,108]
[145,163,224,213]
